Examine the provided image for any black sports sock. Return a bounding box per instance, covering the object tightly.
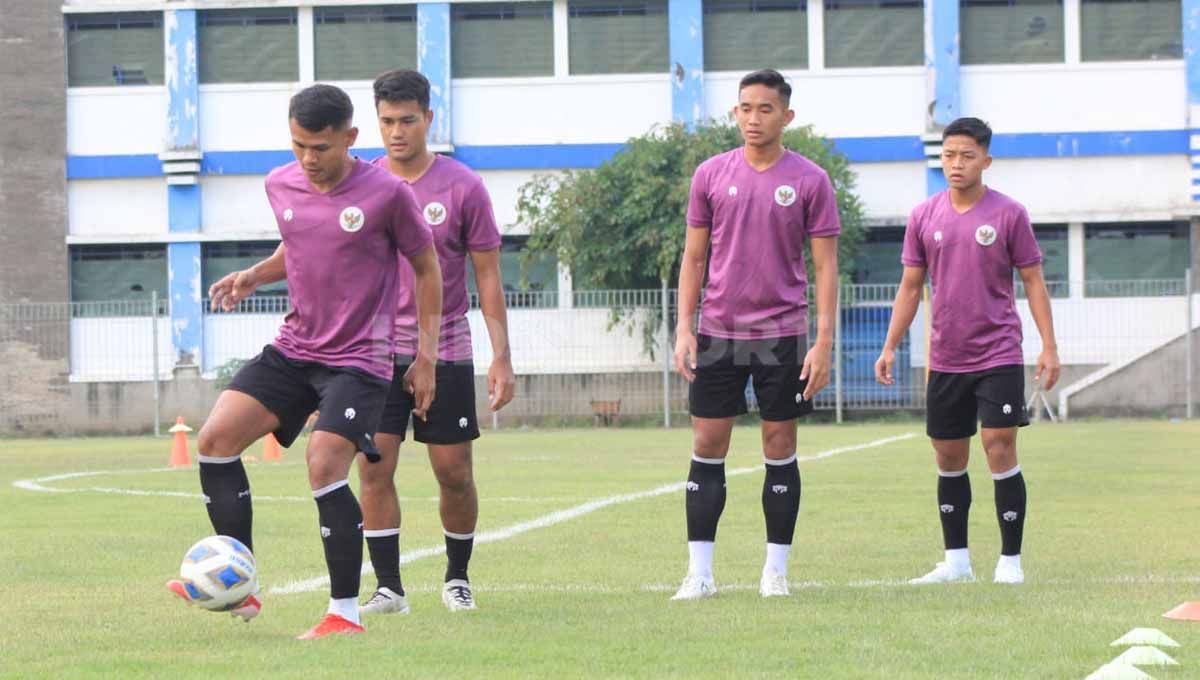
[199,457,253,552]
[993,468,1027,556]
[444,533,474,583]
[762,458,802,545]
[315,483,363,600]
[685,457,727,542]
[937,471,971,550]
[365,531,404,595]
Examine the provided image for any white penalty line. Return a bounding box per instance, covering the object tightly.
[269,432,917,596]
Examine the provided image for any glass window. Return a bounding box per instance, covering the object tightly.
[199,9,298,84]
[468,237,559,308]
[851,226,905,285]
[569,0,668,74]
[70,245,168,305]
[1015,224,1068,298]
[1084,221,1190,296]
[1081,0,1182,61]
[66,12,164,87]
[703,0,808,71]
[824,0,923,68]
[201,242,288,299]
[315,6,417,81]
[452,3,554,78]
[961,0,1064,64]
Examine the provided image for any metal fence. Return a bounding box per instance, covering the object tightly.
[0,278,1195,434]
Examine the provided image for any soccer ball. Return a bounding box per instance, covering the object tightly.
[178,535,257,611]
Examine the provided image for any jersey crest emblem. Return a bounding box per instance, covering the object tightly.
[339,206,365,233]
[424,202,447,226]
[774,185,796,207]
[975,224,997,246]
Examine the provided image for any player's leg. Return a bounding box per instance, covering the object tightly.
[297,369,390,640]
[357,361,413,615]
[911,370,978,584]
[751,335,809,597]
[412,359,481,611]
[674,334,746,600]
[977,365,1029,584]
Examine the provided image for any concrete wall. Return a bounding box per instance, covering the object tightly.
[1064,329,1200,418]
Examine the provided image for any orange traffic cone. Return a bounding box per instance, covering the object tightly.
[168,417,193,467]
[263,432,283,461]
[1163,601,1200,621]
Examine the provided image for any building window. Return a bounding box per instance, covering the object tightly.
[201,242,288,303]
[315,6,417,81]
[569,0,668,75]
[452,3,554,78]
[66,12,164,87]
[702,0,807,71]
[1081,0,1182,61]
[70,245,168,312]
[1015,224,1068,298]
[1084,221,1191,296]
[851,226,905,285]
[824,0,923,68]
[199,9,298,84]
[467,237,558,308]
[961,0,1064,64]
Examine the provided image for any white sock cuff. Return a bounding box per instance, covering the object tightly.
[363,528,400,538]
[444,529,475,540]
[692,454,725,465]
[938,468,968,478]
[197,454,241,464]
[992,465,1022,481]
[312,479,349,499]
[764,453,797,466]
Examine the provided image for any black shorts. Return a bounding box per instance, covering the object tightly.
[377,355,481,445]
[688,334,812,421]
[227,345,390,461]
[926,364,1030,439]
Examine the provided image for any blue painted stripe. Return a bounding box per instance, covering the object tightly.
[417,4,452,147]
[65,130,1192,178]
[167,184,202,232]
[167,241,203,366]
[668,0,705,127]
[165,9,199,151]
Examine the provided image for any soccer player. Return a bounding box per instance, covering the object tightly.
[171,84,442,639]
[874,117,1060,585]
[672,69,840,599]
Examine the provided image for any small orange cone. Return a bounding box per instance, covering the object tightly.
[263,432,283,461]
[168,417,193,467]
[1163,601,1200,621]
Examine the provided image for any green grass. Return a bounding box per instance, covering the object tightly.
[2,421,1199,678]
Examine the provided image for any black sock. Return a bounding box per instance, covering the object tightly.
[199,457,253,553]
[685,456,727,542]
[315,482,363,600]
[762,457,801,545]
[365,531,404,595]
[993,467,1027,556]
[445,533,474,582]
[937,471,971,550]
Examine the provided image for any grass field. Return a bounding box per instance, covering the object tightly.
[3,420,1199,678]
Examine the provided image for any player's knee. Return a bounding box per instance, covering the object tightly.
[762,427,796,458]
[358,465,396,496]
[435,465,473,494]
[197,424,237,458]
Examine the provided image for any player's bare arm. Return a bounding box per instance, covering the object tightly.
[674,225,710,382]
[208,243,287,312]
[1018,263,1061,390]
[875,265,927,385]
[801,235,838,399]
[469,247,515,411]
[405,244,443,418]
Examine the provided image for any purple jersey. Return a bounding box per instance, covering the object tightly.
[265,159,432,380]
[901,188,1043,373]
[373,155,502,361]
[686,148,841,339]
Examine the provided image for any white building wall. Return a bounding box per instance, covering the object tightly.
[68,178,167,237]
[199,175,279,237]
[67,88,165,155]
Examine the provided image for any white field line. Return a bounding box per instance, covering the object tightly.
[269,432,918,596]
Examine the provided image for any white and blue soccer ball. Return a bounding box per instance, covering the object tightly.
[178,535,257,611]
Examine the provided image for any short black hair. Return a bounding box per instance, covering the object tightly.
[288,84,354,132]
[943,117,992,149]
[373,69,430,111]
[738,69,791,107]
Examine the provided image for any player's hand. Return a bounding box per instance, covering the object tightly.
[875,347,896,385]
[800,340,832,400]
[487,355,516,412]
[208,269,259,312]
[674,330,698,382]
[404,356,436,420]
[1035,346,1061,391]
